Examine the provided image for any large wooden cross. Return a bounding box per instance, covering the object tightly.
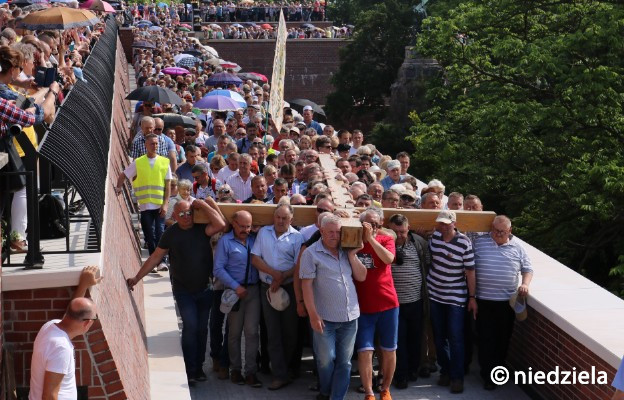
[195,154,496,246]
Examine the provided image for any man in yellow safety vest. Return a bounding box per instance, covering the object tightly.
[115,133,172,259]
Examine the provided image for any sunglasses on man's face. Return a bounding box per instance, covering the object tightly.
[177,210,192,217]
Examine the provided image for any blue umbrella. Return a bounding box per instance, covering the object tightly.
[157,1,167,7]
[176,56,201,68]
[206,72,242,87]
[194,95,242,111]
[135,20,152,27]
[205,90,246,108]
[148,26,162,31]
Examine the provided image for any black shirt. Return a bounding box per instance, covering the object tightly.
[158,224,213,293]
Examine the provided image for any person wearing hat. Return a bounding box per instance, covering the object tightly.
[427,210,476,394]
[302,105,323,135]
[251,204,305,390]
[213,211,262,387]
[380,160,405,191]
[472,215,533,391]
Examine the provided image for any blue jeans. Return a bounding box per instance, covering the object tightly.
[173,287,213,377]
[429,300,465,381]
[313,319,357,400]
[140,208,164,254]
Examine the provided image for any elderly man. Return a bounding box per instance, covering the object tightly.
[381,189,401,209]
[447,192,464,210]
[154,117,178,171]
[251,204,305,390]
[226,154,255,201]
[29,267,100,400]
[300,198,336,240]
[204,118,229,152]
[473,215,533,390]
[127,199,226,385]
[303,105,323,135]
[428,210,476,394]
[367,182,384,205]
[381,160,404,191]
[213,211,262,387]
[129,116,169,159]
[300,215,368,400]
[116,134,171,258]
[463,194,483,211]
[176,145,209,182]
[217,152,240,183]
[355,207,399,400]
[388,214,430,389]
[237,122,259,153]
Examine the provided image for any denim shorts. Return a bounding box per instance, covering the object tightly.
[355,307,399,352]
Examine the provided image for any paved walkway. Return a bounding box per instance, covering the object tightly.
[186,310,531,400]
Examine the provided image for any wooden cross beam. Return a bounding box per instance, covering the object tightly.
[194,154,496,246]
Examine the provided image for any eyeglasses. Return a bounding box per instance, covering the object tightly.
[177,210,192,217]
[219,189,231,194]
[317,207,331,214]
[83,314,99,321]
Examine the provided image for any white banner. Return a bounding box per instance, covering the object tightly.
[268,10,287,133]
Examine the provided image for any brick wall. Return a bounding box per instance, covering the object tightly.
[117,28,349,105]
[1,37,148,400]
[202,39,348,104]
[508,306,617,400]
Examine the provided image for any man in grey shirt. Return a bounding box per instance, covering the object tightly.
[300,214,368,400]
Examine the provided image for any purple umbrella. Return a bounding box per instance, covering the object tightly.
[162,67,190,76]
[194,95,243,111]
[206,72,243,87]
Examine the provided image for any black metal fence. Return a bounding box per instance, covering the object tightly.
[38,16,119,244]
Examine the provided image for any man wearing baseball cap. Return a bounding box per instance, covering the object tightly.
[302,105,323,135]
[427,210,476,394]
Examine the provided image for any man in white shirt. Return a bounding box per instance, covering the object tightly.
[30,267,101,400]
[226,154,255,201]
[217,152,240,183]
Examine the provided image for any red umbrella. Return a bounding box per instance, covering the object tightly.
[261,23,273,30]
[249,72,268,83]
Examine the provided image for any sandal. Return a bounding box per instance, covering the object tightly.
[10,240,28,253]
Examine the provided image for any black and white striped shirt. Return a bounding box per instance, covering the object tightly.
[391,240,422,304]
[427,230,475,307]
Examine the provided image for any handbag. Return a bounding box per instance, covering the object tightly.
[0,135,26,193]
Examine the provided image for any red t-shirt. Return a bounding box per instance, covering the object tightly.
[354,234,399,314]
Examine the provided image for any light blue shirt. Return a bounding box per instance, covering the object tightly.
[213,231,258,290]
[251,225,304,284]
[381,175,405,191]
[613,356,624,391]
[299,240,360,322]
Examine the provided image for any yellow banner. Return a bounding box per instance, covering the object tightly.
[268,10,287,133]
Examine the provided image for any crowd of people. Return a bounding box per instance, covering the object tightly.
[121,20,536,400]
[0,3,105,254]
[201,24,352,40]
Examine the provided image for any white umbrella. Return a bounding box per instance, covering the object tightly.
[203,45,219,58]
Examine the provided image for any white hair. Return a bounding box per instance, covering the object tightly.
[428,179,446,191]
[320,213,341,228]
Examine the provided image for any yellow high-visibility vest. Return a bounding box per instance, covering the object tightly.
[133,155,169,206]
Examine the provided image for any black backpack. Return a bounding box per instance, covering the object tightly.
[39,194,67,239]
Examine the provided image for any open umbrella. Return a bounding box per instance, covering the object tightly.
[206,72,242,87]
[178,27,191,32]
[80,0,115,13]
[241,22,257,27]
[126,86,183,105]
[132,40,156,49]
[182,49,202,57]
[194,95,242,111]
[287,98,326,117]
[18,7,98,30]
[11,0,35,7]
[219,60,241,71]
[231,23,244,28]
[177,56,201,68]
[157,1,167,7]
[134,19,152,26]
[152,113,197,129]
[261,23,273,30]
[180,23,192,29]
[203,45,219,57]
[173,53,193,63]
[148,25,162,31]
[237,72,268,83]
[22,3,49,11]
[205,90,246,108]
[162,67,189,76]
[301,23,315,29]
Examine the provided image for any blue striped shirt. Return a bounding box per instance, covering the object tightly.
[473,235,533,301]
[299,240,360,322]
[427,230,475,307]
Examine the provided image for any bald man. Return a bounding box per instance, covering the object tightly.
[30,266,101,400]
[213,211,262,387]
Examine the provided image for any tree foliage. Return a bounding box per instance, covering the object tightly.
[325,0,416,120]
[410,0,624,293]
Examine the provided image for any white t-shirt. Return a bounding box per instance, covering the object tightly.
[216,166,238,183]
[124,156,173,211]
[30,320,76,400]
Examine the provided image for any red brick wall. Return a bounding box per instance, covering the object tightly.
[508,306,617,400]
[202,39,348,104]
[0,38,149,400]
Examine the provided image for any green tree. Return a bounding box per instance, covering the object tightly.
[325,0,416,121]
[410,0,624,294]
